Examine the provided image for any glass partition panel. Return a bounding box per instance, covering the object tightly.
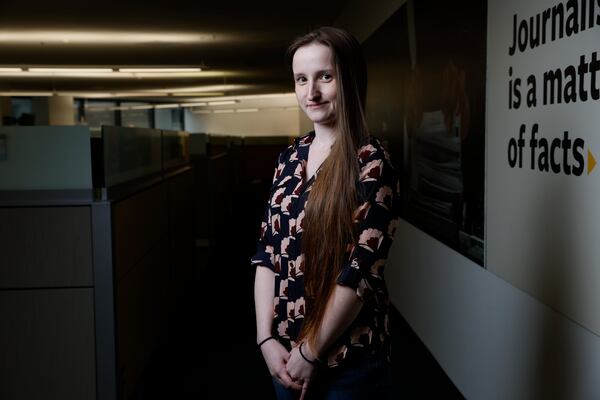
[101,126,162,187]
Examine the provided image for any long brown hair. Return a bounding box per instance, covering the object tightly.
[286,27,369,347]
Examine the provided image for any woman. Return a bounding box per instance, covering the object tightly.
[251,26,399,400]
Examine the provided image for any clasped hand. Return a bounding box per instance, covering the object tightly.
[261,340,318,399]
[286,342,318,398]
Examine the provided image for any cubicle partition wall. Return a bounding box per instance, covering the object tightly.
[189,134,291,263]
[0,126,97,400]
[0,126,192,400]
[96,126,193,400]
[189,133,209,242]
[189,135,241,252]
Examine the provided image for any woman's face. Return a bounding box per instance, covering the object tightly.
[292,43,337,127]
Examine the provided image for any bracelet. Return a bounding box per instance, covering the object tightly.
[299,342,323,365]
[257,336,275,349]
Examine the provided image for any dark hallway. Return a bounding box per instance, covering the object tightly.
[132,137,463,399]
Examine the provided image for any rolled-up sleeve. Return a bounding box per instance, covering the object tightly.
[250,205,276,271]
[337,146,400,301]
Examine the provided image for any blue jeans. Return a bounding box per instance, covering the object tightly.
[272,352,393,400]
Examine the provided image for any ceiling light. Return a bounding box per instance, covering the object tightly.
[0,91,53,96]
[170,92,225,97]
[66,92,135,98]
[236,108,259,113]
[157,84,250,93]
[207,100,238,106]
[180,102,207,107]
[28,67,114,73]
[0,31,230,44]
[117,71,210,78]
[213,109,234,113]
[219,93,297,101]
[73,93,115,98]
[128,105,155,110]
[154,104,180,109]
[0,69,220,79]
[119,68,202,73]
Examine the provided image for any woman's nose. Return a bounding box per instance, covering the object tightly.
[308,82,320,99]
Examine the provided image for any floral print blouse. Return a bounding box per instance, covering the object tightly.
[251,131,400,368]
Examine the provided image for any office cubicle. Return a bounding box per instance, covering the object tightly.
[0,125,192,400]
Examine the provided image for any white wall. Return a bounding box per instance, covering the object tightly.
[340,0,600,398]
[184,93,303,137]
[486,0,600,338]
[387,221,600,399]
[299,111,313,135]
[186,107,301,137]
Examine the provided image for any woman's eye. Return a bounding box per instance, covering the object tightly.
[321,73,332,81]
[295,76,307,84]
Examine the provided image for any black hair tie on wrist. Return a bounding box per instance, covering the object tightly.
[299,342,323,365]
[257,336,276,350]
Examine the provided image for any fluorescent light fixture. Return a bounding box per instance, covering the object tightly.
[0,31,231,45]
[154,103,181,109]
[84,103,115,109]
[71,92,156,99]
[67,92,127,98]
[28,67,114,73]
[128,105,155,110]
[73,93,115,98]
[180,102,207,107]
[170,92,225,97]
[119,68,202,73]
[0,70,215,79]
[236,108,259,113]
[213,109,234,113]
[157,84,250,93]
[207,100,238,106]
[0,68,22,72]
[0,91,54,96]
[214,93,296,101]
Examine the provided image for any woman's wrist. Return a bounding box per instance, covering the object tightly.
[299,341,324,365]
[257,336,276,349]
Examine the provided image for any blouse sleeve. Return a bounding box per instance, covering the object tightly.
[249,145,291,272]
[250,204,276,271]
[336,142,400,301]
